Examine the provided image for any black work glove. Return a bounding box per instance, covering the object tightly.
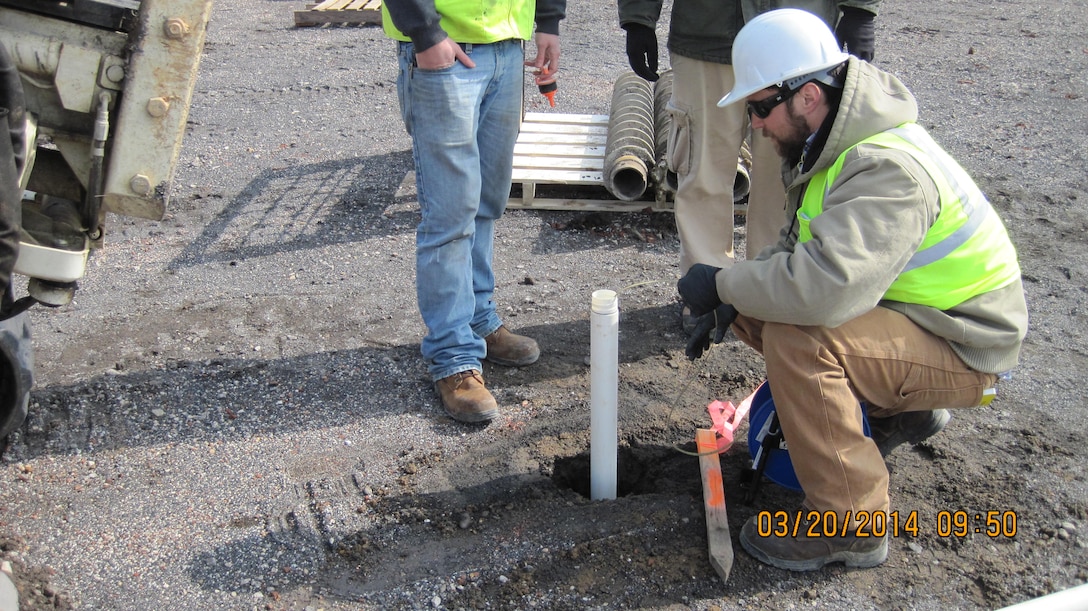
[835,7,876,61]
[686,303,739,360]
[622,23,659,82]
[677,263,723,318]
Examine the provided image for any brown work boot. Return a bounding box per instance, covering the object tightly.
[739,512,888,571]
[434,370,498,423]
[869,409,951,457]
[484,326,540,367]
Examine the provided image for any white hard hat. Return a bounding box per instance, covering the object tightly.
[718,8,850,107]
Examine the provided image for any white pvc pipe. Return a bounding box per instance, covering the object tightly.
[590,289,619,500]
[995,583,1088,611]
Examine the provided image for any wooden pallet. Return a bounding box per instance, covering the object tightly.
[294,0,382,27]
[508,112,671,212]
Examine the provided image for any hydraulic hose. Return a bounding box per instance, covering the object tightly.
[0,43,26,177]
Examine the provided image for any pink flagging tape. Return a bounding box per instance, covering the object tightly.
[706,384,759,453]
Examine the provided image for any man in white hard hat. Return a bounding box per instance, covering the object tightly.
[617,0,880,334]
[678,8,1027,570]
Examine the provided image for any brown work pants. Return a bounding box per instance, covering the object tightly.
[732,307,998,519]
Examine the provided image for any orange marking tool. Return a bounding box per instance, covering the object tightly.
[535,68,557,107]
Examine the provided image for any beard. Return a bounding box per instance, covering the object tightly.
[769,102,813,166]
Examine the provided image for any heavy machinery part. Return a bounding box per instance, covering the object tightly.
[25,277,76,307]
[0,97,19,297]
[101,0,213,220]
[1,0,213,297]
[0,34,29,443]
[0,306,32,440]
[0,0,214,223]
[602,72,655,202]
[0,38,25,177]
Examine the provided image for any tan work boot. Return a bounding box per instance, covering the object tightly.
[484,326,540,367]
[435,369,498,423]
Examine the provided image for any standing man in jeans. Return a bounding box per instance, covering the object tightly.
[618,0,879,330]
[382,0,565,423]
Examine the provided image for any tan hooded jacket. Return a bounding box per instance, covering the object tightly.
[719,58,1028,374]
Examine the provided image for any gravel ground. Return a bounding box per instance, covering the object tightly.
[2,0,1088,609]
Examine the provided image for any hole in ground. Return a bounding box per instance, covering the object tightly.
[551,443,700,498]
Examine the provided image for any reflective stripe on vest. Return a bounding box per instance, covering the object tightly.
[798,123,1020,310]
[383,0,535,44]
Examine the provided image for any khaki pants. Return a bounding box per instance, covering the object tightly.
[732,307,998,518]
[668,55,788,273]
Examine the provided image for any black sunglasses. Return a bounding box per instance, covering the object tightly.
[746,87,798,119]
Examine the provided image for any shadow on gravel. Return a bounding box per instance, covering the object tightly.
[169,150,415,269]
[8,344,429,461]
[493,303,680,375]
[166,145,681,271]
[6,304,677,463]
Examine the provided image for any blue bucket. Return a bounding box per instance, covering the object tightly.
[747,381,870,492]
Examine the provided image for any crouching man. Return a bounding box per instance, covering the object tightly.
[678,9,1028,571]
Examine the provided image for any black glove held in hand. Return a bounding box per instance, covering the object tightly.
[686,303,739,360]
[623,23,659,82]
[677,263,722,318]
[835,7,876,61]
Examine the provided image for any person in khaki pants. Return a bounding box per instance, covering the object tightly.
[678,9,1028,571]
[618,0,880,330]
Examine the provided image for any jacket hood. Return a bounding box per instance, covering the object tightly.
[806,57,919,176]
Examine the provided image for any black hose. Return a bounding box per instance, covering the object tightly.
[0,43,25,304]
[0,43,26,177]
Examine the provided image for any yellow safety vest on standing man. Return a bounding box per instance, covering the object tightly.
[382,0,536,44]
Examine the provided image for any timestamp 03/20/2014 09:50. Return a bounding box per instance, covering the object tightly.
[754,509,1019,539]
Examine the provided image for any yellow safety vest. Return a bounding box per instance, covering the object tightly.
[382,0,535,44]
[798,123,1020,311]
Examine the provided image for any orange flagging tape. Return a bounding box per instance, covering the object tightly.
[706,384,759,453]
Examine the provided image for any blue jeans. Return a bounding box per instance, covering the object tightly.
[396,40,523,381]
